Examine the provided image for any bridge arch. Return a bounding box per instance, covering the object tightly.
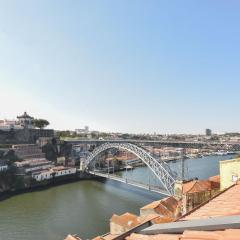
[85,142,176,195]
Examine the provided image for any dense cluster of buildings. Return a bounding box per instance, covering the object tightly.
[0,138,77,192]
[65,156,240,240]
[11,143,77,183]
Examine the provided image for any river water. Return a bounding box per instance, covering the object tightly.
[0,155,235,240]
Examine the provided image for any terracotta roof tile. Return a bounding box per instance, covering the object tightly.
[209,175,220,183]
[141,197,179,218]
[110,213,141,229]
[92,236,102,240]
[102,233,119,240]
[126,233,180,240]
[64,235,81,240]
[182,180,213,194]
[126,229,240,240]
[181,184,240,220]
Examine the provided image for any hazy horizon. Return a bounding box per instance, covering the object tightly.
[1,1,240,134]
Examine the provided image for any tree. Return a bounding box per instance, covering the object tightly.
[42,143,58,161]
[33,119,49,129]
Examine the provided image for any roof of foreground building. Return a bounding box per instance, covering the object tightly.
[181,183,240,220]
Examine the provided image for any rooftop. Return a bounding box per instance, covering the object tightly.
[17,112,34,119]
[141,197,179,218]
[182,179,216,194]
[181,183,240,220]
[127,229,240,240]
[64,234,81,240]
[51,166,76,171]
[111,213,141,229]
[14,158,52,167]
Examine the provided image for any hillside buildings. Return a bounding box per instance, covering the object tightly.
[0,112,54,144]
[0,112,34,130]
[12,144,45,159]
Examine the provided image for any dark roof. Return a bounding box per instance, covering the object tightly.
[17,112,34,119]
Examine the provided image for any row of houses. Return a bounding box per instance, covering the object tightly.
[1,143,77,182]
[32,166,77,182]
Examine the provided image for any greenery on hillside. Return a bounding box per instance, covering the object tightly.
[32,119,50,129]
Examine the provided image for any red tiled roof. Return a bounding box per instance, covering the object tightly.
[92,236,102,240]
[64,235,81,240]
[126,229,240,240]
[141,197,179,218]
[181,183,240,220]
[182,180,213,194]
[127,232,180,240]
[101,233,119,240]
[208,175,220,183]
[110,213,141,229]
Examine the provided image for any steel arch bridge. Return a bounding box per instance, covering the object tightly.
[84,142,176,196]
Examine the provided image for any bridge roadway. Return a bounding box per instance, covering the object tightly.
[66,139,239,149]
[88,170,171,196]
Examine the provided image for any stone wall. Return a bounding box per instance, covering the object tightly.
[0,128,54,144]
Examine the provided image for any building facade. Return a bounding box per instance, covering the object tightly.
[220,157,240,190]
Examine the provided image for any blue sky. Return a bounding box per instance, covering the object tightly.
[0,1,240,134]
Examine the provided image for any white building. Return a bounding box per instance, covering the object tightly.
[75,126,89,135]
[0,164,8,172]
[14,158,54,173]
[52,166,77,177]
[32,166,77,182]
[32,170,53,181]
[0,119,23,131]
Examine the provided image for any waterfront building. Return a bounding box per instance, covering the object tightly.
[32,169,53,181]
[32,166,77,182]
[14,158,54,174]
[220,157,240,190]
[51,166,77,177]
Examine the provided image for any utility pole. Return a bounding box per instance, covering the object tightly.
[181,148,186,180]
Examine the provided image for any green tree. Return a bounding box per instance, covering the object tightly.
[33,119,50,129]
[42,143,58,161]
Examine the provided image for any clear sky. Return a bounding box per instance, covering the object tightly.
[0,1,239,134]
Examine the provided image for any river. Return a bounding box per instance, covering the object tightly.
[0,155,235,240]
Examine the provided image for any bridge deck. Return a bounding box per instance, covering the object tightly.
[66,139,238,150]
[88,171,171,196]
